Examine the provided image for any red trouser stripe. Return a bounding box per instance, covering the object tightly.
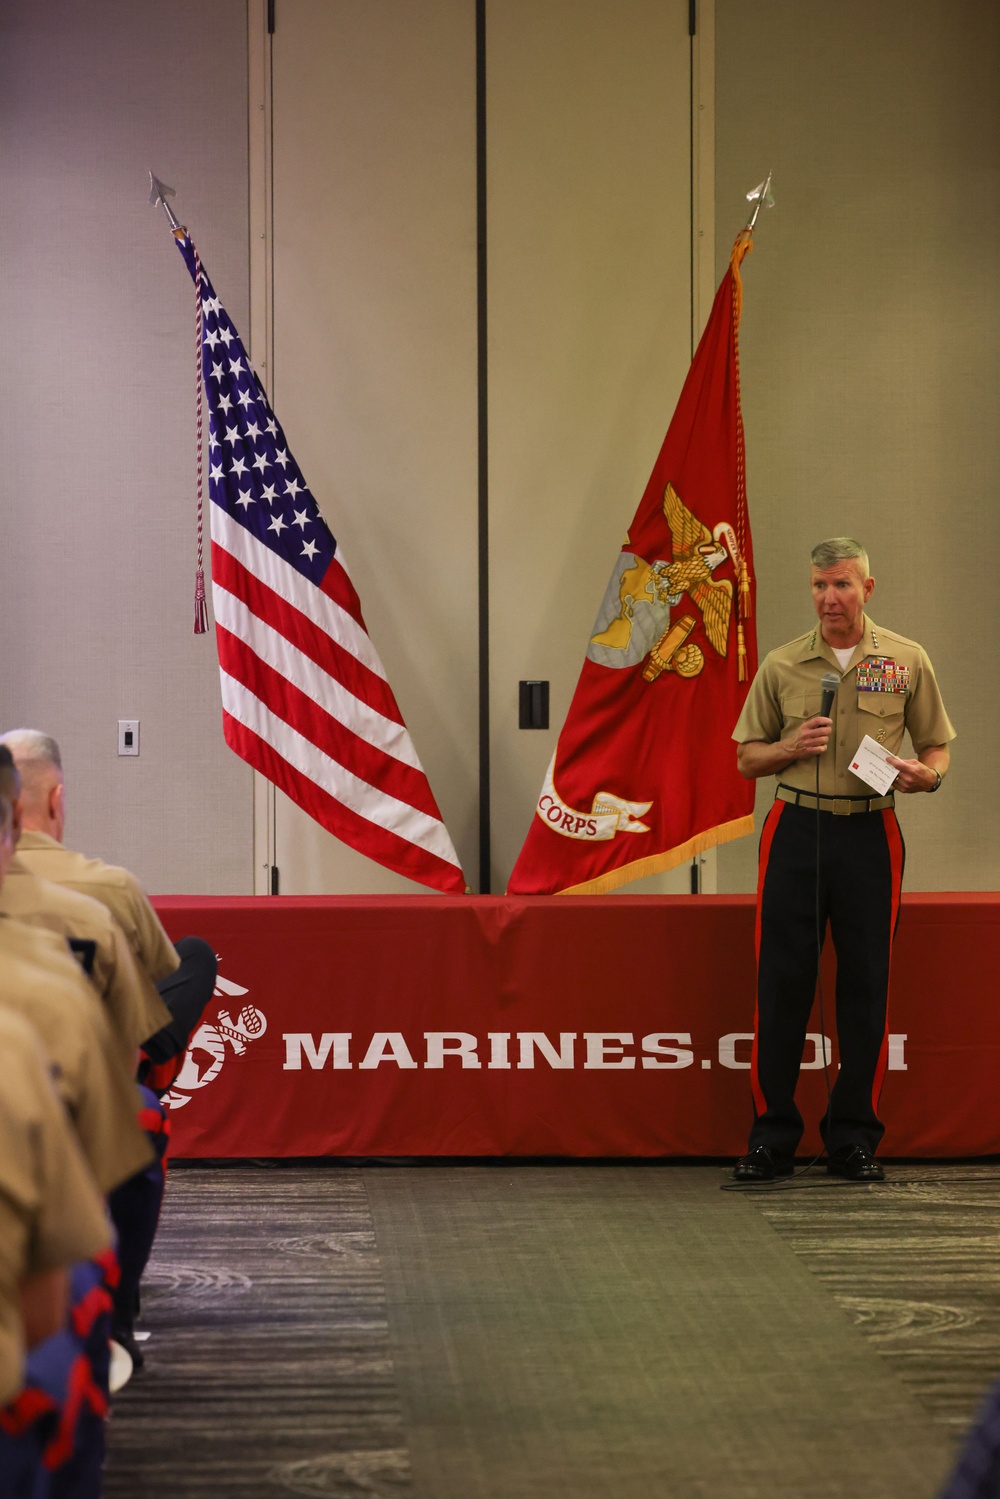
[751,801,786,1117]
[42,1355,107,1471]
[70,1285,112,1340]
[137,1106,171,1136]
[142,1054,185,1094]
[870,808,905,1114]
[0,1387,57,1436]
[95,1247,120,1291]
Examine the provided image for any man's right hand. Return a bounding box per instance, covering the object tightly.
[737,719,832,780]
[782,715,832,759]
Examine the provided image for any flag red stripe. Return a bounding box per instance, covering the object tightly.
[222,712,465,894]
[320,552,366,626]
[212,542,404,725]
[212,580,423,769]
[217,626,444,820]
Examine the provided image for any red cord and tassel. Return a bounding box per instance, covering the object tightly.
[193,243,209,634]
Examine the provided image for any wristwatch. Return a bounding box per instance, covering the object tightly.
[927,769,943,793]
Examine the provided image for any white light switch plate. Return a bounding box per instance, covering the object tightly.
[118,720,139,756]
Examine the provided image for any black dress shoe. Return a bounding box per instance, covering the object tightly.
[112,1322,145,1371]
[732,1146,794,1181]
[826,1146,885,1182]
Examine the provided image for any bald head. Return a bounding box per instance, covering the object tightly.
[0,729,65,841]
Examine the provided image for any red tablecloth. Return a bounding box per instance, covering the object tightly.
[151,893,1000,1159]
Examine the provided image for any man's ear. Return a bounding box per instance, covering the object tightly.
[11,794,23,843]
[49,780,65,837]
[863,574,875,603]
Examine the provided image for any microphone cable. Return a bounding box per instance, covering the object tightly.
[723,674,838,1193]
[810,671,844,1169]
[808,736,836,1171]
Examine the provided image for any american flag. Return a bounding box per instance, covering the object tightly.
[174,230,466,895]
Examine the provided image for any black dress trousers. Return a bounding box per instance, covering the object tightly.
[748,799,904,1159]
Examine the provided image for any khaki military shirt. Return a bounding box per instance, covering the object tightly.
[0,1009,111,1405]
[0,916,152,1195]
[733,615,955,797]
[16,830,180,985]
[0,856,171,1061]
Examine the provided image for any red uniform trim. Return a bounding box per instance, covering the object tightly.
[137,1106,171,1138]
[141,1053,185,1094]
[870,809,905,1113]
[42,1354,107,1470]
[751,801,786,1116]
[95,1247,120,1291]
[0,1386,57,1436]
[70,1285,112,1340]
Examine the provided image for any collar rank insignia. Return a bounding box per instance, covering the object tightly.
[857,656,909,694]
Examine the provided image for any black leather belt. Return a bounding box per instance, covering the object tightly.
[776,783,894,816]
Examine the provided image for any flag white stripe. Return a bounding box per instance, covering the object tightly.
[213,583,424,771]
[211,506,387,681]
[220,669,461,869]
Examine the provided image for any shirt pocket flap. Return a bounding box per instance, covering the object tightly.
[857,692,906,720]
[781,691,818,723]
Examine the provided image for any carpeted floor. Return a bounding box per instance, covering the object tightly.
[748,1164,1000,1434]
[105,1168,411,1497]
[103,1161,1000,1498]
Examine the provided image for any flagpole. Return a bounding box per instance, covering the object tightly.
[148,174,210,636]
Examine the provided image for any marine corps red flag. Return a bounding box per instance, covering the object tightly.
[508,235,758,895]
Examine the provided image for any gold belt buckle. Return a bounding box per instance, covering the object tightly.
[832,798,852,816]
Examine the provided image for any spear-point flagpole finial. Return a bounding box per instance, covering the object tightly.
[148,172,181,231]
[744,170,774,233]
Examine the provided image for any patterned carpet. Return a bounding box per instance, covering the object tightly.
[102,1161,1000,1497]
[104,1166,411,1497]
[746,1163,1000,1434]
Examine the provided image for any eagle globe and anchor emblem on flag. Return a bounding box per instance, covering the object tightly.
[537,482,743,842]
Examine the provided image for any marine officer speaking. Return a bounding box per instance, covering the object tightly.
[731,537,955,1183]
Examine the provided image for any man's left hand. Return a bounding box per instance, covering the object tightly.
[886,755,937,793]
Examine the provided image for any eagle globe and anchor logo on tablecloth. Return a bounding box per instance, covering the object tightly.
[537,482,742,842]
[163,971,268,1111]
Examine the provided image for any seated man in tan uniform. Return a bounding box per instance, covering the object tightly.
[0,798,151,1198]
[0,746,171,1068]
[0,1007,113,1489]
[0,786,154,1482]
[1,729,217,1070]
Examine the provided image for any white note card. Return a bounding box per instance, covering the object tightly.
[849,735,900,795]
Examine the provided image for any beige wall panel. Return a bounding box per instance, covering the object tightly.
[715,0,1000,893]
[270,0,478,893]
[0,0,253,895]
[487,0,695,893]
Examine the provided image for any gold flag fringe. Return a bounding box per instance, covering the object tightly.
[555,814,755,897]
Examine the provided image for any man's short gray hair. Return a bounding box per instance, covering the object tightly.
[0,729,62,772]
[810,537,869,578]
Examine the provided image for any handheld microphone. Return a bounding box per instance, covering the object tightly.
[820,670,839,719]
